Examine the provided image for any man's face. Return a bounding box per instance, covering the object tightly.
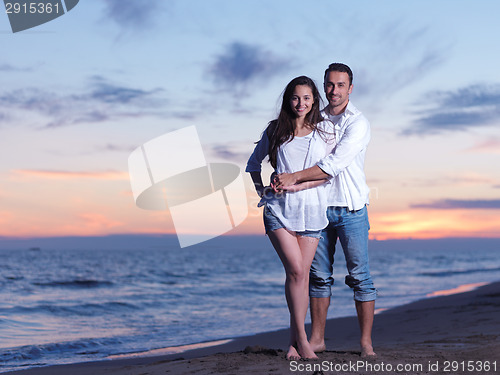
[324,71,352,112]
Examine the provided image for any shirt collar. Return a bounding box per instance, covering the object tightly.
[322,100,358,117]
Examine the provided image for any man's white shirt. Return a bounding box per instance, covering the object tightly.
[317,101,371,211]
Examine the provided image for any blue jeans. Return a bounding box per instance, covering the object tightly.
[309,205,377,302]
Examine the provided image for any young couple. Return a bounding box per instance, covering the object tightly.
[246,63,377,360]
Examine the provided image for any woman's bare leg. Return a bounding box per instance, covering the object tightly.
[267,229,319,360]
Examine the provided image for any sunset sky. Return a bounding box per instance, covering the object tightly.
[1,0,499,241]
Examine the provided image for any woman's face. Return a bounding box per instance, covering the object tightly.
[290,84,314,119]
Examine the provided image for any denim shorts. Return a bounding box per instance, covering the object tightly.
[263,205,322,239]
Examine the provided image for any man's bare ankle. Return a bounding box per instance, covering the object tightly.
[310,341,326,353]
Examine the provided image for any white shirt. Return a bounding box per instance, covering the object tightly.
[246,121,336,231]
[285,132,314,171]
[316,101,370,211]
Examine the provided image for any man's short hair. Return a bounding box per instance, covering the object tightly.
[324,63,353,86]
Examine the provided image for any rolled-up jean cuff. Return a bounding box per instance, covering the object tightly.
[353,289,378,302]
[309,289,332,298]
[309,274,333,298]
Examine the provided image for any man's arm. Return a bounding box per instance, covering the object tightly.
[276,113,369,189]
[274,165,329,190]
[281,176,329,192]
[317,115,370,178]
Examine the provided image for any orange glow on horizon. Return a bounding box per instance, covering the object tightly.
[11,169,129,180]
[1,172,499,240]
[368,208,500,240]
[2,206,500,239]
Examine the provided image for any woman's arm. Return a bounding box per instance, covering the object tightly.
[249,171,265,197]
[250,171,277,198]
[246,127,270,173]
[247,126,276,198]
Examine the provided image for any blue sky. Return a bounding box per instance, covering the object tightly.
[1,0,499,239]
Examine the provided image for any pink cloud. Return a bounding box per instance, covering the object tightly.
[465,138,500,154]
[78,213,124,230]
[11,169,129,180]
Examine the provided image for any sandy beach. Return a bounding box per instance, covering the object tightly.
[5,281,499,375]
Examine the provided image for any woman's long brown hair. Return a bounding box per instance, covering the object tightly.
[266,76,324,169]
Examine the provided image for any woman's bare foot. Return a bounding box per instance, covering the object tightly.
[361,344,376,358]
[297,340,319,360]
[286,345,301,361]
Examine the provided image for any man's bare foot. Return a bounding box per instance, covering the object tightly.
[286,345,301,361]
[310,341,326,353]
[297,340,319,360]
[361,344,376,358]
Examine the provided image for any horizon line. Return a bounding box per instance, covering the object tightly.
[1,233,500,241]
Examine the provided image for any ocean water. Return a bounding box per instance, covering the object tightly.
[0,235,499,372]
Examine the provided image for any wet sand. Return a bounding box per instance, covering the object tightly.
[6,281,500,375]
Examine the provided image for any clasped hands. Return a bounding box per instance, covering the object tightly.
[256,172,299,198]
[271,172,301,193]
[256,172,317,198]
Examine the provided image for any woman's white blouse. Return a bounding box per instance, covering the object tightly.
[246,121,335,232]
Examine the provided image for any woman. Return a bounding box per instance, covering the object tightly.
[246,76,335,360]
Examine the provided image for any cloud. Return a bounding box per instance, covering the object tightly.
[211,145,241,160]
[208,42,290,95]
[11,169,128,180]
[0,77,165,128]
[396,48,447,89]
[0,88,62,115]
[464,138,500,154]
[78,213,123,230]
[411,199,500,210]
[0,63,31,72]
[102,0,162,29]
[97,143,136,153]
[359,46,447,97]
[209,144,250,163]
[86,76,162,104]
[402,84,500,135]
[400,173,499,189]
[351,22,450,100]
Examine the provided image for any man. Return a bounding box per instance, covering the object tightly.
[275,63,377,357]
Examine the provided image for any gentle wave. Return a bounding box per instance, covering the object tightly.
[32,279,114,288]
[419,266,500,277]
[0,301,140,317]
[1,237,499,372]
[0,337,122,370]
